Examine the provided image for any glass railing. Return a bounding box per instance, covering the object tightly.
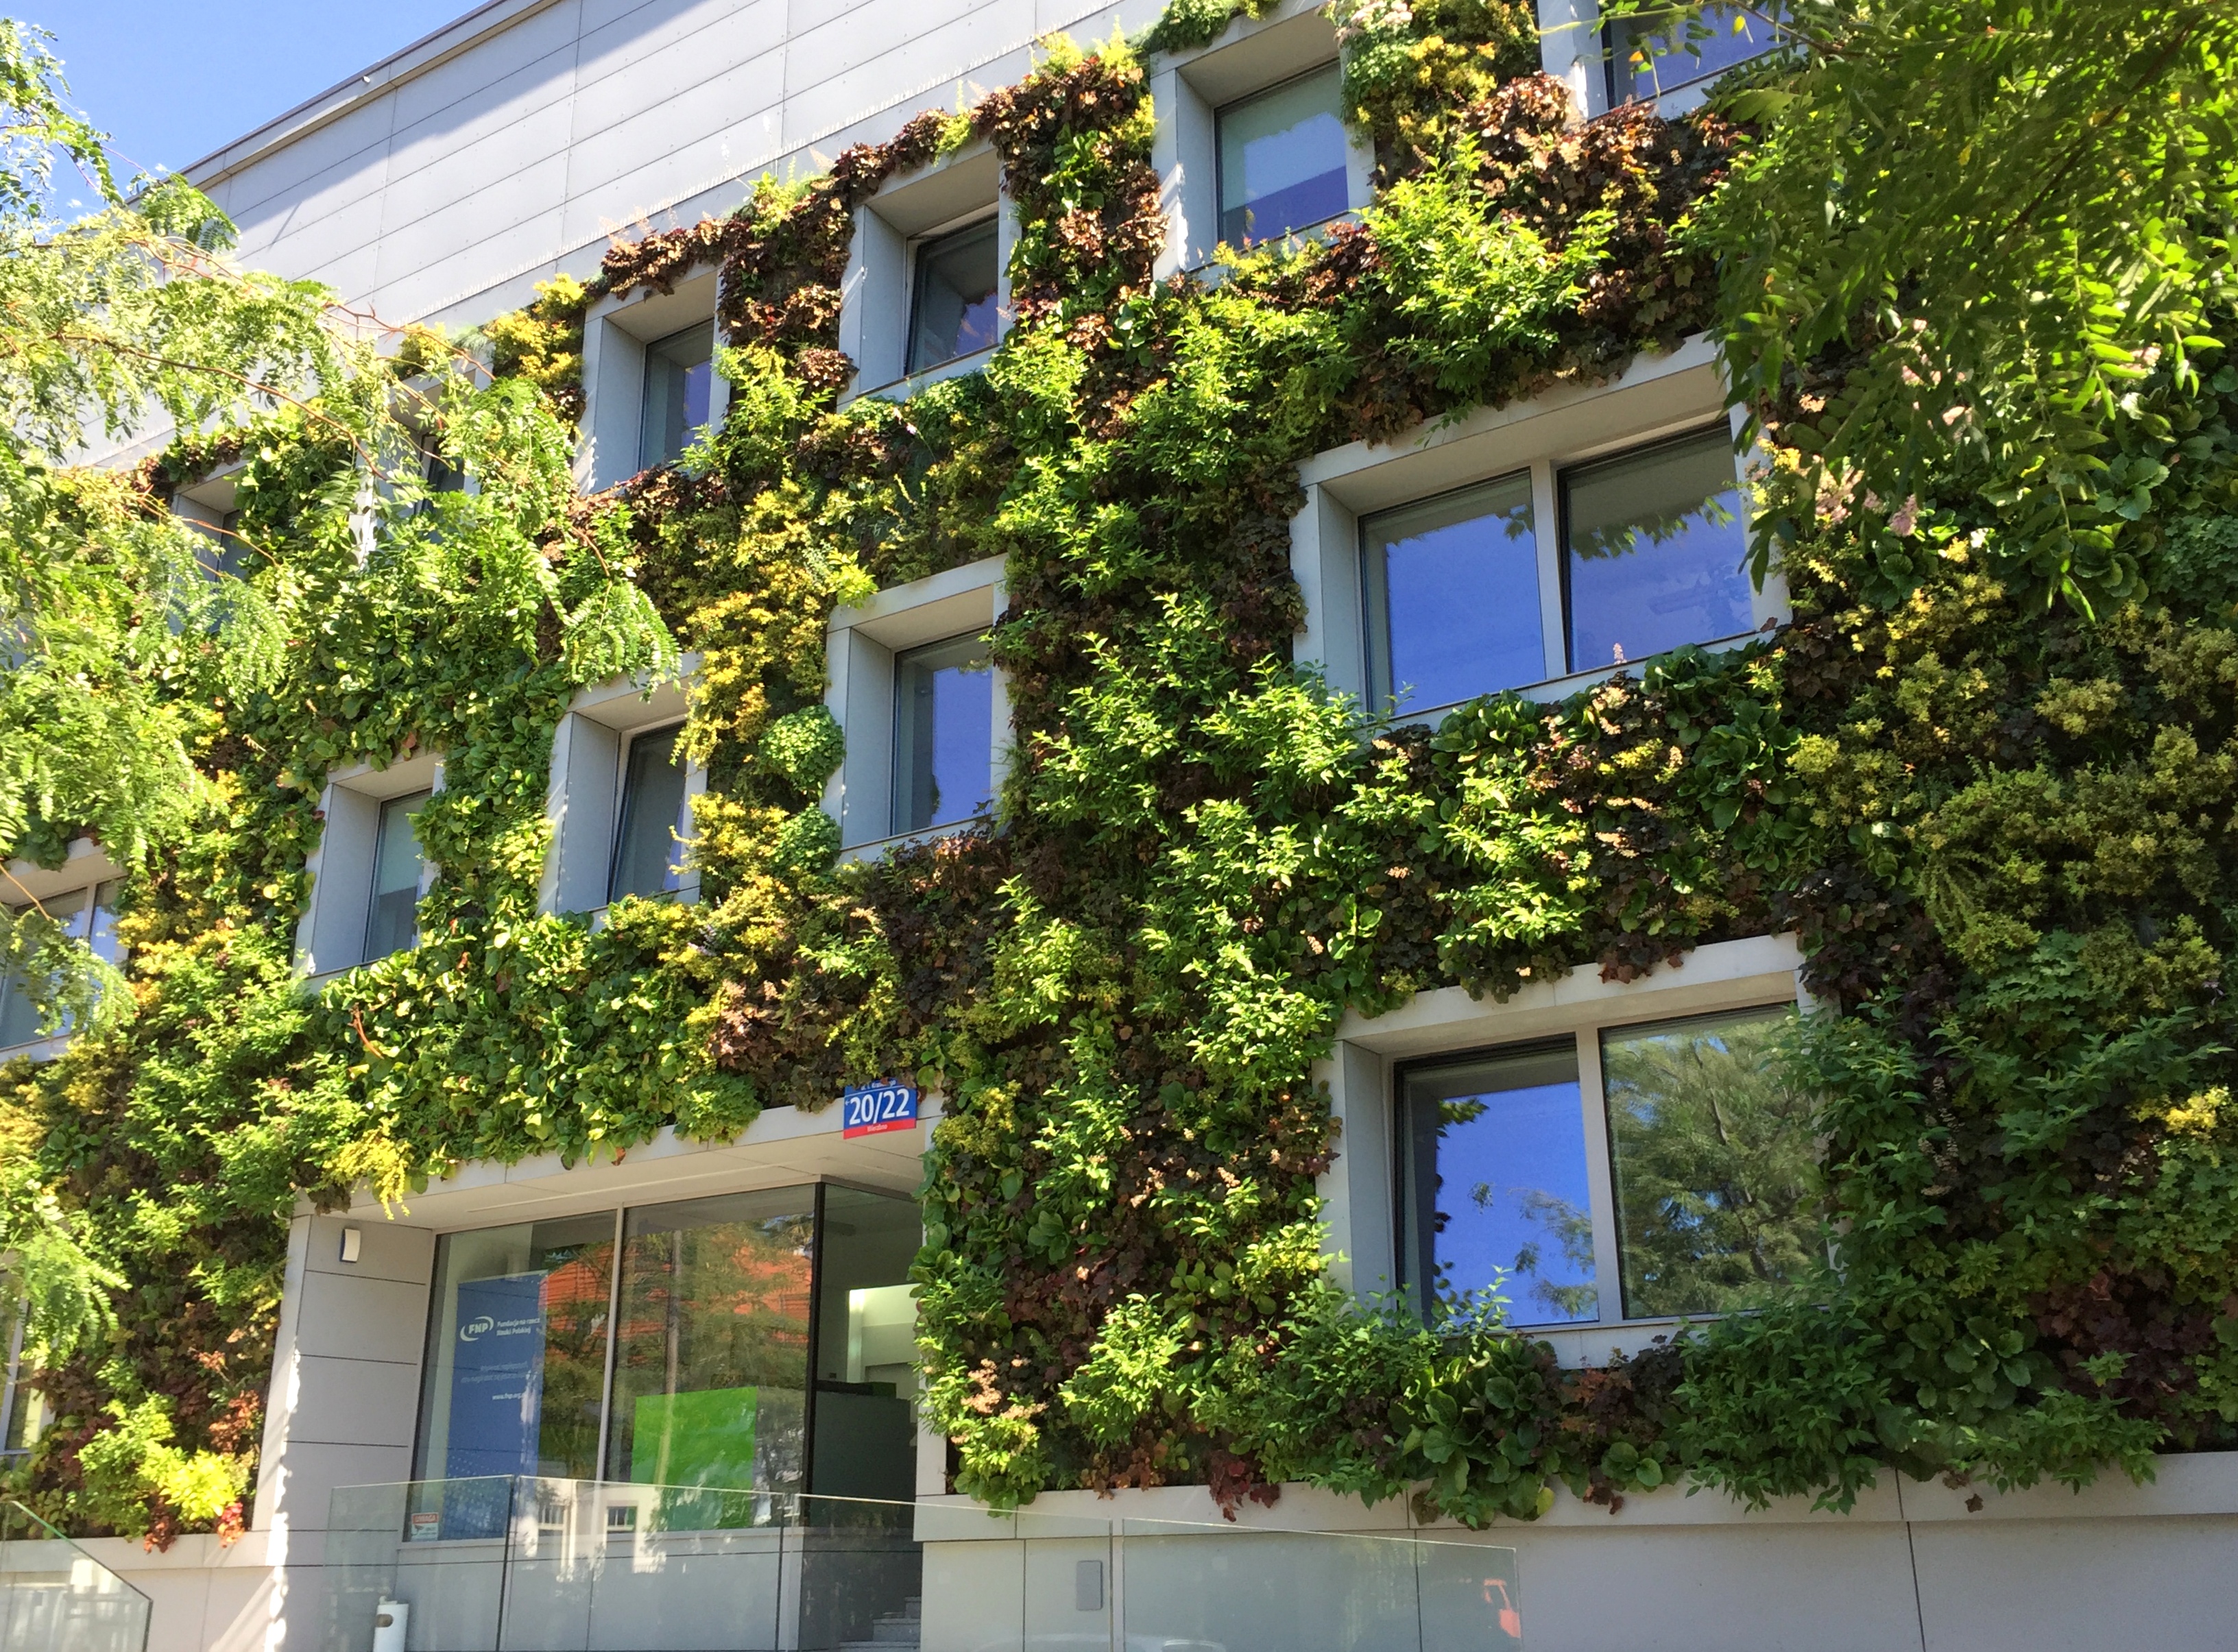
[0,1498,152,1652]
[321,1477,1521,1652]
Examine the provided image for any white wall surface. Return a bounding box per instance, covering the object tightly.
[190,0,1176,335]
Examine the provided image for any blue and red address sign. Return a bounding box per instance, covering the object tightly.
[841,1079,920,1139]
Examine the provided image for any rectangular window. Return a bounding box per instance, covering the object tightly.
[189,509,248,583]
[608,723,689,903]
[1606,4,1782,105]
[603,1189,815,1516]
[1561,426,1753,673]
[891,632,995,835]
[907,218,1001,376]
[640,322,715,470]
[1602,1006,1818,1317]
[1399,1042,1598,1324]
[412,1215,618,1534]
[0,882,123,1050]
[1217,64,1349,247]
[363,790,431,963]
[1397,1001,1811,1327]
[1364,474,1542,716]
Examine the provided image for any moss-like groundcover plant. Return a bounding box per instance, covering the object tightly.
[8,0,2238,1544]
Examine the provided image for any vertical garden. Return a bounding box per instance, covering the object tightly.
[3,0,2236,1545]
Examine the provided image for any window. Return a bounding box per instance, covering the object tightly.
[189,509,248,582]
[605,1189,815,1511]
[410,1185,919,1533]
[640,322,715,470]
[298,751,443,976]
[1396,1002,1815,1327]
[363,790,431,962]
[1560,426,1753,673]
[826,553,1005,853]
[891,633,995,836]
[0,882,123,1051]
[1364,474,1543,714]
[1605,4,1782,105]
[907,218,1001,376]
[1216,63,1349,247]
[609,723,690,903]
[1356,423,1753,717]
[413,1214,618,1536]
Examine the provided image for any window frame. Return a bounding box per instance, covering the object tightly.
[1211,60,1353,252]
[1146,1,1373,277]
[540,666,703,921]
[0,867,125,1058]
[904,211,1004,379]
[298,750,444,978]
[839,140,1012,404]
[1292,336,1785,726]
[581,271,730,491]
[606,719,693,906]
[1318,932,1807,1364]
[825,554,1008,858]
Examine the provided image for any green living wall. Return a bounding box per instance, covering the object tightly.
[11,0,2238,1544]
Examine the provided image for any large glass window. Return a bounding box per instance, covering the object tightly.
[609,723,690,903]
[603,1189,816,1511]
[1398,1043,1598,1325]
[363,790,431,963]
[0,882,123,1050]
[907,219,1002,375]
[892,633,995,836]
[1217,64,1349,247]
[640,323,715,470]
[811,1186,922,1501]
[1603,1006,1819,1317]
[1364,474,1542,716]
[1561,427,1754,673]
[1607,4,1783,105]
[413,1215,618,1533]
[1397,1001,1813,1327]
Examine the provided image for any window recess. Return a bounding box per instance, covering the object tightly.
[839,141,1011,402]
[582,271,728,491]
[0,879,124,1055]
[298,751,442,977]
[1603,3,1787,110]
[542,668,702,919]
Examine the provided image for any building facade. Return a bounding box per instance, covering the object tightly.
[12,1,2238,1649]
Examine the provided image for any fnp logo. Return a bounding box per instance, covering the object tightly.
[459,1315,496,1344]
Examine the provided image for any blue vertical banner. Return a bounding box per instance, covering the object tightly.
[446,1272,547,1479]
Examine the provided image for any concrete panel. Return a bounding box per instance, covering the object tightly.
[293,1274,431,1365]
[1493,1522,1924,1652]
[383,1,583,143]
[921,1539,1023,1652]
[570,0,787,127]
[302,1213,435,1286]
[282,1355,422,1450]
[1913,1514,2238,1652]
[260,1441,417,1534]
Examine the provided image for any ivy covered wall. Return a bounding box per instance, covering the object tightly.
[12,0,2238,1546]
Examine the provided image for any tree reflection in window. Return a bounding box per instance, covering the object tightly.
[1602,1004,1819,1317]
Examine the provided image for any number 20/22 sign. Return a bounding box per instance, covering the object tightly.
[841,1080,919,1139]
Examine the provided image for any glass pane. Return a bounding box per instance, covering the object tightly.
[907,219,1001,374]
[412,1215,616,1531]
[363,789,431,962]
[1218,64,1349,245]
[609,723,689,903]
[1364,473,1543,716]
[811,1186,920,1501]
[1609,4,1782,104]
[1562,427,1753,672]
[605,1188,815,1516]
[640,322,715,469]
[892,632,994,835]
[0,888,91,1049]
[1399,1043,1597,1324]
[1602,1004,1818,1318]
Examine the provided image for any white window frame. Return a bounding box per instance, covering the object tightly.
[0,836,126,1062]
[581,269,731,491]
[1319,932,1807,1366]
[824,553,1008,859]
[1148,0,1374,278]
[839,138,1015,404]
[540,665,706,919]
[298,751,444,979]
[1292,334,1784,722]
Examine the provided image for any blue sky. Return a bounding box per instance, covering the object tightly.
[29,1,472,202]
